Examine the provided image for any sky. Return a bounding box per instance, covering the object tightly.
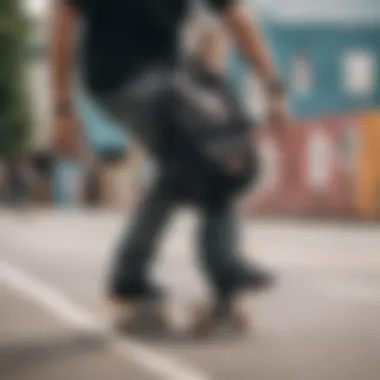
[23,0,269,17]
[23,0,380,22]
[24,0,49,17]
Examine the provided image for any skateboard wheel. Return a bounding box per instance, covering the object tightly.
[188,297,252,337]
[189,304,213,337]
[151,306,169,330]
[192,316,212,337]
[110,302,136,332]
[231,308,250,331]
[109,298,170,334]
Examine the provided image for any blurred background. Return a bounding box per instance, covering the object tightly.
[0,1,380,380]
[0,0,379,219]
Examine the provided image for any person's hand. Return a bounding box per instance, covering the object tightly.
[52,108,83,159]
[267,93,291,143]
[268,93,290,129]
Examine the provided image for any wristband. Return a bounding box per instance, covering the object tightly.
[268,80,286,97]
[54,102,73,117]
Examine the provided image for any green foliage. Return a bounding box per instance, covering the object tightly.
[0,0,31,159]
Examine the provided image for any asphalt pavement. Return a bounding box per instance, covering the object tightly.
[1,209,380,380]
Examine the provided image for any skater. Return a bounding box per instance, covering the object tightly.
[51,0,289,303]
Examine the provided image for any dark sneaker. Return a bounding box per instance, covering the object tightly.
[108,278,164,301]
[215,261,276,298]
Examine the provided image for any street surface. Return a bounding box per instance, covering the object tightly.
[1,209,380,380]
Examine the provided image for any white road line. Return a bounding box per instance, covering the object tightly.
[0,261,210,380]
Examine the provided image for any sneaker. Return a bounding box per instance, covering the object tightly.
[216,261,276,298]
[108,278,164,301]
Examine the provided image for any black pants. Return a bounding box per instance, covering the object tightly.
[95,64,256,295]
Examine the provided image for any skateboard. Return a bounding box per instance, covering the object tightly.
[189,294,251,337]
[107,295,252,338]
[107,298,169,335]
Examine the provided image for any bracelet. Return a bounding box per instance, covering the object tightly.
[54,102,73,117]
[268,80,286,97]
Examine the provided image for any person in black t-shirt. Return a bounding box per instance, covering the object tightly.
[51,0,289,301]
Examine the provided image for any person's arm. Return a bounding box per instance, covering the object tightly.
[50,1,83,157]
[50,0,80,115]
[207,0,282,95]
[207,0,289,128]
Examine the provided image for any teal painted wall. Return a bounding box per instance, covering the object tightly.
[270,24,380,117]
[74,90,127,154]
[228,23,380,118]
[76,21,380,145]
[52,160,83,206]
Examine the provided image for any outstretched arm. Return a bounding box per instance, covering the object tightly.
[50,1,81,157]
[206,0,289,128]
[50,0,79,113]
[206,0,281,93]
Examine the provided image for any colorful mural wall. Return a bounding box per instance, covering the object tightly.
[51,102,380,220]
[240,111,380,219]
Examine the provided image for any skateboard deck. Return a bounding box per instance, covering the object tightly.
[106,294,253,338]
[107,298,169,335]
[189,294,251,337]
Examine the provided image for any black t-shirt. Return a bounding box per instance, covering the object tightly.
[65,0,235,94]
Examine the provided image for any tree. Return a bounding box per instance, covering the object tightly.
[0,0,31,160]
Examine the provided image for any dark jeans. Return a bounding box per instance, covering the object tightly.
[95,64,253,295]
